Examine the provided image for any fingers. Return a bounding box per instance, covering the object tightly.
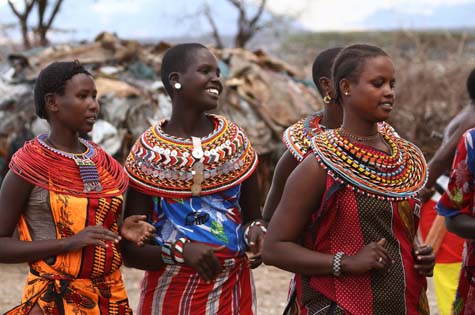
[248,253,263,269]
[371,239,392,270]
[414,245,435,276]
[120,216,156,245]
[90,225,122,243]
[195,248,222,282]
[248,227,266,254]
[183,243,224,282]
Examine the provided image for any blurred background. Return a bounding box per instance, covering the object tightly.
[0,0,474,313]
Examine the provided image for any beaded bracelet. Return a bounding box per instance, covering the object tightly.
[173,237,190,264]
[161,241,175,265]
[332,252,345,277]
[161,238,190,265]
[243,220,267,247]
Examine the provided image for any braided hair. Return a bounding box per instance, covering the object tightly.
[311,47,342,97]
[34,60,90,120]
[332,44,389,102]
[160,43,208,97]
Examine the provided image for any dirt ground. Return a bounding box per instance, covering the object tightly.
[0,263,439,314]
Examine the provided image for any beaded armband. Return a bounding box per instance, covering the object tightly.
[161,238,190,265]
[173,237,190,263]
[161,241,175,265]
[243,220,267,247]
[332,252,345,277]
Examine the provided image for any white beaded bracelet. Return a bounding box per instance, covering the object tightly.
[332,252,345,277]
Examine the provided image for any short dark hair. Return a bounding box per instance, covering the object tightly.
[467,68,475,101]
[332,44,389,101]
[34,60,90,119]
[312,47,342,96]
[160,43,208,96]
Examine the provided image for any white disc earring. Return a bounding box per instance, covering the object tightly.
[174,82,182,90]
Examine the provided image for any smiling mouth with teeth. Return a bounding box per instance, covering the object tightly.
[206,88,219,96]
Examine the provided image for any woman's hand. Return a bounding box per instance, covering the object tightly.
[413,244,435,277]
[342,239,392,275]
[120,215,156,246]
[183,242,225,282]
[63,225,121,252]
[246,223,266,269]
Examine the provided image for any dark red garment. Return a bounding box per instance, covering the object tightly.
[301,176,429,315]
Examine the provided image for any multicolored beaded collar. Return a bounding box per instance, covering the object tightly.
[125,114,258,198]
[283,111,400,162]
[283,112,324,161]
[9,135,128,197]
[311,128,427,200]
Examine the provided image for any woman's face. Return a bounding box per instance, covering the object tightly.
[53,73,99,133]
[177,48,223,111]
[343,56,396,123]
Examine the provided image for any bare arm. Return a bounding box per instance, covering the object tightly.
[263,155,391,276]
[239,171,262,224]
[262,150,298,222]
[446,214,475,239]
[262,155,334,275]
[0,171,120,263]
[427,116,475,187]
[120,188,165,270]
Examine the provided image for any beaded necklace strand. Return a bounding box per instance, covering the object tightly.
[10,135,128,197]
[339,127,380,142]
[312,128,427,200]
[38,134,103,192]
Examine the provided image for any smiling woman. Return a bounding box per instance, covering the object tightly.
[121,43,264,315]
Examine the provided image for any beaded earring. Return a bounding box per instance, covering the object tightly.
[174,82,182,90]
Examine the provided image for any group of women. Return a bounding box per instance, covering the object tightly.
[0,41,472,315]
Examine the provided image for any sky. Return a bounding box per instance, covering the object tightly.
[0,0,474,43]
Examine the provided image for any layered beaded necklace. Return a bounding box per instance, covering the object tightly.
[38,134,103,192]
[125,114,258,198]
[8,134,129,197]
[312,128,427,200]
[283,112,324,161]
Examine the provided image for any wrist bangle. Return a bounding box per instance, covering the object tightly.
[173,237,190,264]
[161,241,175,265]
[243,220,267,247]
[332,252,344,277]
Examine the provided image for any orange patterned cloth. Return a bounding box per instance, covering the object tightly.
[5,191,132,315]
[6,138,131,314]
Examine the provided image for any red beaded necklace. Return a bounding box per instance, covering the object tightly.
[10,135,128,198]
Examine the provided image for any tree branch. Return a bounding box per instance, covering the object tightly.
[203,4,224,49]
[45,0,63,31]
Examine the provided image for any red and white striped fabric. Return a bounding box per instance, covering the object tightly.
[136,256,256,315]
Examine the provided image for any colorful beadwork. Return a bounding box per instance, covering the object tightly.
[283,111,400,162]
[311,128,427,200]
[9,135,127,197]
[283,112,325,161]
[125,114,258,198]
[37,134,102,192]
